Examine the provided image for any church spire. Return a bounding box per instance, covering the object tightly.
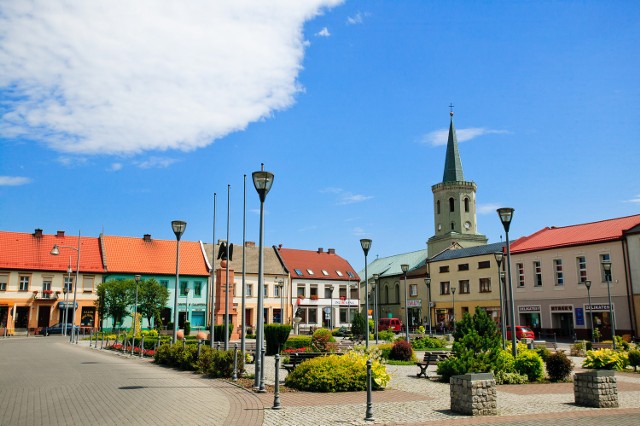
[442,111,464,183]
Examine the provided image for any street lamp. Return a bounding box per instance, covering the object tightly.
[50,231,82,343]
[171,220,187,343]
[494,252,507,350]
[372,274,379,344]
[253,164,274,392]
[328,285,334,330]
[62,273,70,336]
[360,239,372,349]
[424,278,432,336]
[450,286,456,333]
[497,207,517,357]
[585,280,594,342]
[401,264,409,342]
[132,274,141,355]
[602,260,616,349]
[276,280,284,324]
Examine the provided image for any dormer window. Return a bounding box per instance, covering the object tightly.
[321,270,329,276]
[346,271,355,279]
[307,269,314,275]
[336,271,343,277]
[294,269,303,276]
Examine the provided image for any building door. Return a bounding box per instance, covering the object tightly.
[15,307,29,329]
[245,309,253,328]
[557,313,574,338]
[160,308,171,329]
[38,306,50,328]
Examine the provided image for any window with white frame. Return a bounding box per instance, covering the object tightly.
[297,285,305,297]
[517,263,525,287]
[274,284,281,297]
[554,259,564,286]
[310,286,318,298]
[576,256,587,283]
[64,276,73,293]
[479,278,491,293]
[19,275,30,291]
[0,275,7,291]
[440,281,450,295]
[533,261,542,287]
[245,283,252,297]
[600,254,611,282]
[194,281,202,297]
[410,284,418,297]
[263,284,269,297]
[83,276,95,293]
[459,280,470,294]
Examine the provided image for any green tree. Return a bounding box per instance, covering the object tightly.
[351,311,366,338]
[137,278,169,330]
[95,279,131,329]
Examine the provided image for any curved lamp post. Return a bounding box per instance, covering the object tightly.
[50,231,82,343]
[585,280,594,342]
[253,164,274,391]
[602,260,615,349]
[360,239,372,349]
[171,220,187,343]
[494,252,506,349]
[497,207,517,357]
[450,286,456,333]
[401,264,409,342]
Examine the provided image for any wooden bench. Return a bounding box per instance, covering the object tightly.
[591,342,613,350]
[282,352,340,373]
[416,351,452,378]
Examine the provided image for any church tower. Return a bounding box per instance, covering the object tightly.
[427,111,487,255]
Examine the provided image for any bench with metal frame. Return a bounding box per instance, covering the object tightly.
[416,350,452,378]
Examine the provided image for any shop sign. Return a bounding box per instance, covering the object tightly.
[407,299,422,307]
[551,305,573,312]
[518,305,540,312]
[585,304,611,311]
[575,308,584,326]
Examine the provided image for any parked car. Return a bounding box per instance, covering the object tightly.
[506,326,535,341]
[41,323,80,335]
[378,318,403,332]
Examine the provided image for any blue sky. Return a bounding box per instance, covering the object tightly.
[1,1,639,269]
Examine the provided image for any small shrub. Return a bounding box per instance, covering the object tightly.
[350,312,366,337]
[416,325,426,335]
[534,345,552,362]
[376,343,393,360]
[389,340,414,361]
[514,350,544,381]
[494,371,528,385]
[583,349,628,371]
[284,352,389,392]
[155,343,172,365]
[436,356,466,382]
[628,349,640,372]
[545,351,573,382]
[183,321,191,336]
[494,349,515,374]
[615,335,630,351]
[571,341,587,357]
[378,330,396,342]
[411,336,447,350]
[284,335,312,350]
[311,328,336,352]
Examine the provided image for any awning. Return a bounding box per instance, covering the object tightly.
[57,302,78,310]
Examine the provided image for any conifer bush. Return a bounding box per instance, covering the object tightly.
[545,351,573,382]
[264,323,292,355]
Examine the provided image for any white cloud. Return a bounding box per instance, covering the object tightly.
[316,27,331,37]
[321,187,373,204]
[477,203,502,215]
[626,195,640,204]
[0,176,31,186]
[0,1,343,155]
[109,163,123,172]
[346,12,366,25]
[423,128,509,146]
[351,227,367,237]
[136,157,178,169]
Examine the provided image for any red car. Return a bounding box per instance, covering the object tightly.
[506,326,535,341]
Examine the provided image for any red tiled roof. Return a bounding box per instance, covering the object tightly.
[102,235,209,276]
[277,247,360,281]
[0,231,104,273]
[511,214,640,253]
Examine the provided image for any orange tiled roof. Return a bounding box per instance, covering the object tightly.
[511,214,640,253]
[102,235,209,276]
[277,247,360,282]
[0,230,104,273]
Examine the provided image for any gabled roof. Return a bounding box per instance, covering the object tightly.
[202,243,286,276]
[359,249,428,279]
[0,230,104,273]
[101,235,209,276]
[430,242,506,262]
[511,214,640,253]
[277,247,359,282]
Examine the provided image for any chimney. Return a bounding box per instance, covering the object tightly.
[33,229,43,238]
[317,247,324,253]
[278,244,282,250]
[245,241,256,247]
[328,248,335,254]
[143,234,152,242]
[56,230,65,238]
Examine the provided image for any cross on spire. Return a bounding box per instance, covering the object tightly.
[449,103,454,116]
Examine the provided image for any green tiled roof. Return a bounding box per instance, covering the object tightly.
[358,248,428,280]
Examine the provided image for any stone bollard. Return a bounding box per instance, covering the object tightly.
[450,373,497,416]
[574,370,618,408]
